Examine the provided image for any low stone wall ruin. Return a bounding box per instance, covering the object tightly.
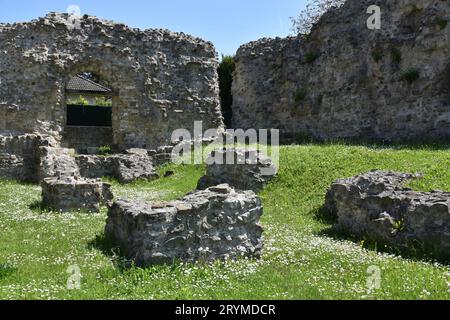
[0,134,57,182]
[325,171,450,257]
[0,134,165,184]
[197,148,277,192]
[42,176,113,213]
[75,152,158,184]
[105,184,264,266]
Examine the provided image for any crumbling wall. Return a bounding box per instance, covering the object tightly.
[0,13,223,150]
[232,0,450,141]
[105,184,264,266]
[325,171,450,257]
[0,134,56,182]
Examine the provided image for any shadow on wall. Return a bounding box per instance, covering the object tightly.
[218,55,235,128]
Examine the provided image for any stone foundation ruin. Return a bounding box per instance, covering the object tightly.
[197,147,278,192]
[104,147,276,265]
[42,176,113,213]
[105,184,264,266]
[325,171,450,257]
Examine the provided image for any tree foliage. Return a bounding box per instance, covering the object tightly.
[67,95,89,106]
[290,0,347,35]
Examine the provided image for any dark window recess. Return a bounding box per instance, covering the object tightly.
[67,105,112,127]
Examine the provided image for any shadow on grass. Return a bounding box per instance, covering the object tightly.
[28,200,53,213]
[313,205,450,265]
[87,234,135,272]
[282,136,450,151]
[313,206,337,225]
[0,263,17,280]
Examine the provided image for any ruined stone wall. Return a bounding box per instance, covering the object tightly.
[106,184,264,266]
[232,0,450,141]
[62,127,113,152]
[0,134,57,182]
[0,13,223,150]
[325,171,450,257]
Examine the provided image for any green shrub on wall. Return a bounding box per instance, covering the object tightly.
[293,88,308,102]
[67,95,89,106]
[371,49,383,63]
[391,48,402,65]
[95,97,113,107]
[436,18,448,30]
[305,52,320,64]
[98,145,113,156]
[401,68,420,84]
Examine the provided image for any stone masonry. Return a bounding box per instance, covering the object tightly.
[0,13,223,150]
[232,0,450,142]
[0,134,58,182]
[105,184,264,266]
[42,176,113,213]
[76,152,158,184]
[197,148,278,192]
[325,171,450,257]
[39,146,79,180]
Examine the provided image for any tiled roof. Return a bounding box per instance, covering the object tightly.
[66,75,112,94]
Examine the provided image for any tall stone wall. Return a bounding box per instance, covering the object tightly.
[232,0,450,142]
[0,13,223,150]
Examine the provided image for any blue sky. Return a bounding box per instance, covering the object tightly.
[0,0,306,56]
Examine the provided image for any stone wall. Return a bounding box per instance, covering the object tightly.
[39,146,79,180]
[232,0,450,142]
[76,152,158,183]
[325,171,450,257]
[62,126,113,153]
[0,13,223,150]
[0,134,55,182]
[42,176,113,213]
[197,148,277,192]
[105,184,263,266]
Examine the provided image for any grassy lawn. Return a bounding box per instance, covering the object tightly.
[0,143,449,300]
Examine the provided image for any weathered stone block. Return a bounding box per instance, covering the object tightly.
[105,184,264,266]
[325,171,450,257]
[39,147,79,180]
[76,153,158,183]
[109,153,158,183]
[197,148,277,192]
[75,155,112,179]
[0,134,54,182]
[42,176,113,213]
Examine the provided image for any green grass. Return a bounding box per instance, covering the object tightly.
[0,143,449,300]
